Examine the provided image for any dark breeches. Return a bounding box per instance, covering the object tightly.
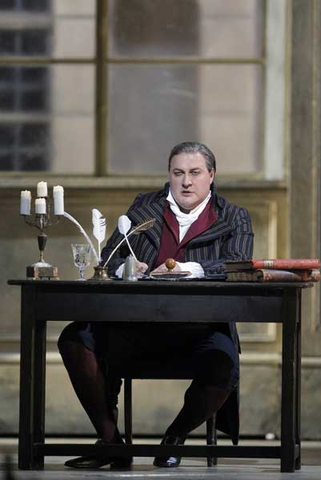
[58,321,239,405]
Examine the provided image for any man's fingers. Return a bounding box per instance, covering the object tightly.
[136,261,148,273]
[150,262,181,275]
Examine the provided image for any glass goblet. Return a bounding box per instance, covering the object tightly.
[71,243,91,281]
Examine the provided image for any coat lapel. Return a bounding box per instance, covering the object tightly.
[187,193,233,246]
[188,216,233,245]
[128,198,166,252]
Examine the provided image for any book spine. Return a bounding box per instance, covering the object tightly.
[226,269,320,282]
[252,259,321,270]
[226,271,262,282]
[289,269,321,281]
[260,270,306,282]
[307,269,321,282]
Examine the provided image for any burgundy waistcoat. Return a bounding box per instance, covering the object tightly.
[154,200,217,268]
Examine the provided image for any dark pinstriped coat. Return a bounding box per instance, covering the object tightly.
[101,182,253,275]
[101,182,254,444]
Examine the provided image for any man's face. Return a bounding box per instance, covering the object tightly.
[169,152,214,212]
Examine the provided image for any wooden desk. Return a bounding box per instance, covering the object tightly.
[8,279,312,472]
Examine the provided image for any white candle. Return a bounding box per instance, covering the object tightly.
[37,181,48,197]
[53,185,64,215]
[35,198,46,214]
[20,190,31,215]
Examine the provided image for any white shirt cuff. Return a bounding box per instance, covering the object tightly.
[176,262,205,278]
[115,263,125,278]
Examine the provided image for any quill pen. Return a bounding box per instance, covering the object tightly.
[64,211,99,265]
[117,215,137,260]
[103,218,155,267]
[92,209,106,262]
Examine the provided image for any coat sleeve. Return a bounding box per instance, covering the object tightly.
[200,207,254,274]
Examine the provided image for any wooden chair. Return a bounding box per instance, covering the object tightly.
[116,371,218,467]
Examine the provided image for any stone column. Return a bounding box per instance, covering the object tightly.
[289,0,321,438]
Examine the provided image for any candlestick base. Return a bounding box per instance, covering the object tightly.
[88,266,110,281]
[27,262,59,280]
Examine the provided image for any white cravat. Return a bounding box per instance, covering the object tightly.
[164,189,211,278]
[166,189,211,242]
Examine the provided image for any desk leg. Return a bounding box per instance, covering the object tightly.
[295,291,302,470]
[281,290,298,473]
[19,285,36,470]
[33,320,47,469]
[124,378,132,444]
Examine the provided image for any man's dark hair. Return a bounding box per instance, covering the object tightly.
[168,141,216,173]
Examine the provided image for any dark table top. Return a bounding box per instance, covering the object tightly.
[8,278,313,291]
[8,278,313,326]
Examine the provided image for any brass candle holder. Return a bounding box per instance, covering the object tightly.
[22,202,60,280]
[89,265,110,281]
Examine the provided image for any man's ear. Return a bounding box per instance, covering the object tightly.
[210,169,215,183]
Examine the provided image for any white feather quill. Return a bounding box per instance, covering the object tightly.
[117,215,137,260]
[92,209,106,262]
[103,218,155,267]
[64,211,99,265]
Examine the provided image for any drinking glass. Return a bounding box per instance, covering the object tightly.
[71,243,91,280]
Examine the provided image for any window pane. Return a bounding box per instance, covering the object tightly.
[107,65,262,175]
[109,0,263,59]
[21,0,50,11]
[0,30,15,54]
[0,29,51,56]
[0,65,94,173]
[0,123,50,171]
[21,30,50,55]
[0,0,50,12]
[0,0,95,58]
[0,66,49,112]
[0,0,15,10]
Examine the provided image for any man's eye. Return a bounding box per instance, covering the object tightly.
[174,171,183,176]
[191,171,200,176]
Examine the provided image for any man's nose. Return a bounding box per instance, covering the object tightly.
[182,174,192,187]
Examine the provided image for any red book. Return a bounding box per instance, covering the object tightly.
[226,269,320,283]
[224,258,320,272]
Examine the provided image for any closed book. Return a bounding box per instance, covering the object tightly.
[226,269,320,282]
[224,258,320,272]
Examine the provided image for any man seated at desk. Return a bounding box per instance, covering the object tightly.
[58,141,254,469]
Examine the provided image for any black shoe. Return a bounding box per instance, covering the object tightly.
[64,438,133,469]
[153,434,186,468]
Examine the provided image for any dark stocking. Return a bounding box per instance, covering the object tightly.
[59,341,117,443]
[166,381,230,437]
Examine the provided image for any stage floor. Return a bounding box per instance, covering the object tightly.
[1,438,321,480]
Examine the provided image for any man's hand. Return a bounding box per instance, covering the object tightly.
[136,260,148,276]
[150,262,182,275]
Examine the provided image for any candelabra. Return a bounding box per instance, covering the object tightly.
[20,182,64,280]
